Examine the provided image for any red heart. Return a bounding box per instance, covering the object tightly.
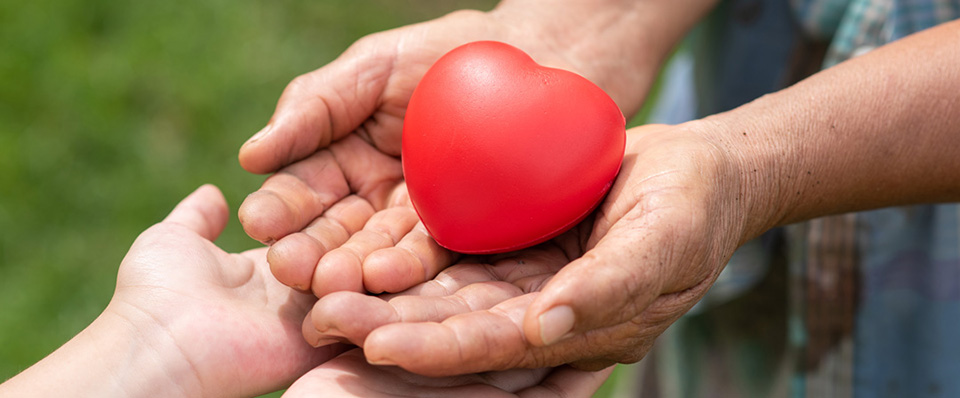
[402,41,625,254]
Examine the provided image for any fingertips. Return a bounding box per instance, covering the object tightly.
[238,190,292,244]
[268,196,375,292]
[363,323,463,374]
[522,233,662,348]
[312,249,366,298]
[312,207,418,295]
[364,295,536,376]
[268,233,323,291]
[163,184,230,241]
[238,123,280,174]
[238,65,371,175]
[303,292,401,347]
[239,151,352,243]
[362,223,459,294]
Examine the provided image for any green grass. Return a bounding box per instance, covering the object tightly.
[0,0,655,395]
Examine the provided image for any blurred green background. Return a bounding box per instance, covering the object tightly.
[0,0,654,396]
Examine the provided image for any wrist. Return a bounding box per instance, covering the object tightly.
[95,304,204,398]
[0,306,200,398]
[685,114,792,246]
[488,0,715,115]
[687,21,960,238]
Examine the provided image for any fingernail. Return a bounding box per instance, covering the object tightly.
[367,356,397,366]
[310,337,340,348]
[538,305,575,346]
[246,124,273,145]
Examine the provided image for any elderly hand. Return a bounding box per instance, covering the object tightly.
[0,185,612,398]
[299,123,753,375]
[235,1,686,296]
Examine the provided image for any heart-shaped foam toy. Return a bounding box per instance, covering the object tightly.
[402,41,626,254]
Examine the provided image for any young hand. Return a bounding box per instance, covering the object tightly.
[0,185,343,398]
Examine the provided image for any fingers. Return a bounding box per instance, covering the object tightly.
[302,281,523,347]
[362,294,538,377]
[311,206,420,297]
[162,184,230,241]
[303,246,571,348]
[522,226,663,348]
[328,135,405,209]
[308,286,626,377]
[517,366,614,398]
[238,38,397,174]
[361,222,460,294]
[239,150,351,243]
[393,243,569,298]
[239,135,403,244]
[358,293,621,377]
[267,195,375,291]
[521,193,711,348]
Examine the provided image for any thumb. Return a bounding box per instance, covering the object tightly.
[522,220,670,347]
[162,184,230,242]
[238,41,398,174]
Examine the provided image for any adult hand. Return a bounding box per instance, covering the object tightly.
[299,20,960,376]
[0,185,343,398]
[284,348,612,397]
[236,0,709,296]
[300,124,754,375]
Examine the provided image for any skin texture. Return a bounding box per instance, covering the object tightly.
[236,0,718,297]
[296,19,960,375]
[0,185,341,398]
[237,0,960,380]
[301,124,742,374]
[0,185,613,397]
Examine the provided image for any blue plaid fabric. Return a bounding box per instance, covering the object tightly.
[792,0,960,66]
[642,1,960,397]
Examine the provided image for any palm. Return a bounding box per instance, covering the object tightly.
[236,11,585,296]
[108,208,339,397]
[302,125,745,376]
[242,10,580,168]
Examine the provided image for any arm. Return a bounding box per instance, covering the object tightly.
[240,0,718,170]
[0,185,617,397]
[489,0,719,114]
[0,312,197,397]
[298,20,960,375]
[0,186,339,398]
[717,18,960,240]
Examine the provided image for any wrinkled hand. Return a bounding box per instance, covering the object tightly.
[236,6,655,297]
[300,124,750,375]
[106,185,343,397]
[284,348,612,397]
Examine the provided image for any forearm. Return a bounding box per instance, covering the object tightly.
[490,0,719,115]
[706,20,960,241]
[0,310,198,398]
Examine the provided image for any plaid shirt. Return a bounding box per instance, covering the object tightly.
[639,1,960,397]
[792,0,960,66]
